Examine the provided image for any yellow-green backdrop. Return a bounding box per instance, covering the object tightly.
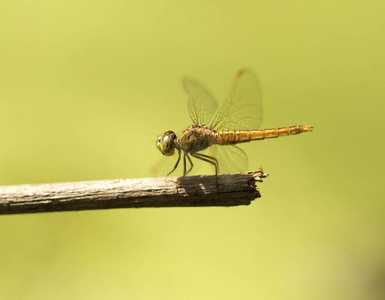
[1,1,384,299]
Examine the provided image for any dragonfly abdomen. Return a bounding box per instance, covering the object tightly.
[217,125,313,145]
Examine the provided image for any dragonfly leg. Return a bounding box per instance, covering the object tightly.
[176,153,187,189]
[191,153,219,190]
[166,149,181,178]
[186,154,194,175]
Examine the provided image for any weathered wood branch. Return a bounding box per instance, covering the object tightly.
[0,170,268,215]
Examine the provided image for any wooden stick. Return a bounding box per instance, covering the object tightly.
[0,170,268,215]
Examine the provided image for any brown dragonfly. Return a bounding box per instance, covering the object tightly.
[156,70,312,188]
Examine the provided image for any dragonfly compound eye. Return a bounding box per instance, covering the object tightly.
[157,131,176,156]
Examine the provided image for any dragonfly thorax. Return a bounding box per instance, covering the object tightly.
[178,124,216,154]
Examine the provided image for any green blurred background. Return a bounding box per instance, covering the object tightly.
[1,0,384,299]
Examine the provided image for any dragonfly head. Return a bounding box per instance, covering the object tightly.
[157,131,177,156]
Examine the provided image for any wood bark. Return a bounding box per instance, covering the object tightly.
[0,170,268,215]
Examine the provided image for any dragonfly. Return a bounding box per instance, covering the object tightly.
[156,70,312,189]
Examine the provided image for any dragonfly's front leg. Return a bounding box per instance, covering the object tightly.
[166,149,181,178]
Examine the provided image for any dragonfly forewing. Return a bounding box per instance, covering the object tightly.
[210,70,263,130]
[182,77,219,126]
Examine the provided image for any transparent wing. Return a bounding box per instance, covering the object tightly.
[189,144,248,176]
[209,144,248,174]
[182,77,219,125]
[195,143,248,175]
[210,70,263,130]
